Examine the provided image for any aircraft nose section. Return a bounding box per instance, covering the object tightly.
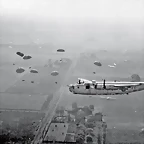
[69,85,74,92]
[69,87,73,92]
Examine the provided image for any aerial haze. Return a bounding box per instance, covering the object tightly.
[0,0,144,143]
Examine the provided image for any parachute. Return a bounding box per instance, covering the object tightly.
[51,71,59,76]
[23,55,32,60]
[9,46,12,48]
[108,65,115,68]
[131,74,141,82]
[94,61,102,66]
[30,69,38,73]
[16,67,25,73]
[16,52,24,57]
[57,49,65,52]
[113,63,116,66]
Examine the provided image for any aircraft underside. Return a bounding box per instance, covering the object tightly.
[72,90,127,95]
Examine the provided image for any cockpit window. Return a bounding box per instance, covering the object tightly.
[77,79,84,84]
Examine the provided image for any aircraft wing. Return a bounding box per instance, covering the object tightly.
[113,83,138,87]
[100,96,116,100]
[110,97,116,100]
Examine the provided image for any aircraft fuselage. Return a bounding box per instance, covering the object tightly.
[68,81,144,95]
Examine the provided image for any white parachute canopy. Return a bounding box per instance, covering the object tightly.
[23,55,32,60]
[94,61,102,66]
[51,71,59,76]
[30,69,38,73]
[9,46,12,48]
[108,65,115,68]
[16,67,25,73]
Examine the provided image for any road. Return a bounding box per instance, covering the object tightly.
[32,53,79,144]
[0,108,41,113]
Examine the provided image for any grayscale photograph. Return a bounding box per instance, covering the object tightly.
[0,0,144,143]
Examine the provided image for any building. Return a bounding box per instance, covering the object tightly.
[41,108,107,143]
[45,123,68,141]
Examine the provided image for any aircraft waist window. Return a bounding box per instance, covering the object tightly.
[95,84,97,89]
[86,84,90,89]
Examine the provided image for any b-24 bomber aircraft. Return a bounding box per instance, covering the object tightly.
[68,76,144,95]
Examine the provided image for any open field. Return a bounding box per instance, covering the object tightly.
[0,45,73,110]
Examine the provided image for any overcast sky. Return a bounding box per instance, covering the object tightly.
[1,0,144,21]
[0,0,144,48]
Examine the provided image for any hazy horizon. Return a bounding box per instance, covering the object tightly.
[0,0,144,51]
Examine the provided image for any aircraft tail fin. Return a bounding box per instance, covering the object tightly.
[131,74,141,82]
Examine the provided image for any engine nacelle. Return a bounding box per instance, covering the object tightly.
[92,80,96,84]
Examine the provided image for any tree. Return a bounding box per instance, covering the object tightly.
[86,122,95,129]
[97,134,101,144]
[0,119,35,143]
[86,135,93,143]
[89,105,94,110]
[72,102,78,109]
[75,133,85,144]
